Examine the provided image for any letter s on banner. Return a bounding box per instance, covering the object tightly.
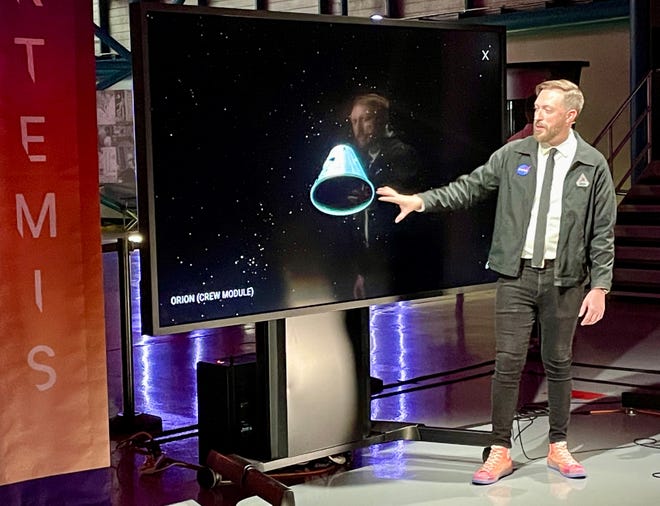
[27,345,56,391]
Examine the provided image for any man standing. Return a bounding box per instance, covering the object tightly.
[377,80,616,485]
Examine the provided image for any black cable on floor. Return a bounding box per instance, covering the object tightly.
[152,427,199,445]
[371,370,494,400]
[633,437,660,449]
[524,369,660,391]
[378,360,495,390]
[512,406,548,462]
[633,437,660,479]
[572,362,660,376]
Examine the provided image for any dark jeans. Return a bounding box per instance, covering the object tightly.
[491,261,585,448]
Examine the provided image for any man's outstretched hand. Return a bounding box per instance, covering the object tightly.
[376,186,424,223]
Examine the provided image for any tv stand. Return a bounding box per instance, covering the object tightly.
[198,307,491,504]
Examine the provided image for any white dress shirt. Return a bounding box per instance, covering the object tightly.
[522,130,578,261]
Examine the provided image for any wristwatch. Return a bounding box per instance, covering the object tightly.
[596,287,610,295]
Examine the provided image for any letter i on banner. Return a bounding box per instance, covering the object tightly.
[0,0,110,485]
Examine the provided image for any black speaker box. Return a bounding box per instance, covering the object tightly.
[621,391,660,411]
[197,354,269,464]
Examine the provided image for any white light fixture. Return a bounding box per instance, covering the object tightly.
[127,232,144,244]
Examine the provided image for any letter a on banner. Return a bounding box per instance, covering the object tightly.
[0,0,110,485]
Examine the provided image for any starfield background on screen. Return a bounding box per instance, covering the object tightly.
[132,5,506,334]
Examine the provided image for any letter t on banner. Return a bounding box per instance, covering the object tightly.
[0,0,110,485]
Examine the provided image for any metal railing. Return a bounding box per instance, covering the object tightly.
[592,69,655,197]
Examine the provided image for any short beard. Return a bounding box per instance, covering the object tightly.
[533,124,561,146]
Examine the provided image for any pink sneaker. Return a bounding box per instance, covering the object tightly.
[472,446,513,485]
[547,442,587,478]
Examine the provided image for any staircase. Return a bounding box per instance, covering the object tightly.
[589,68,660,298]
[612,161,660,297]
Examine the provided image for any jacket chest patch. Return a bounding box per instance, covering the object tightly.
[576,173,590,187]
[516,164,531,176]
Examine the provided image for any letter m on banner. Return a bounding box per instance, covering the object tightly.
[16,193,57,238]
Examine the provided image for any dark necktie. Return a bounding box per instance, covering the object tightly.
[532,148,557,268]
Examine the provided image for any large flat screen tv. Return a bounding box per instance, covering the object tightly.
[130,4,506,335]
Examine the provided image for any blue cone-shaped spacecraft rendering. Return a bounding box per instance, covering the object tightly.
[310,144,375,216]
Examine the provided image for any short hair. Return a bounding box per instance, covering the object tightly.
[353,93,389,110]
[535,79,584,116]
[351,93,390,123]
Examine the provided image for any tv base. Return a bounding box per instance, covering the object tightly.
[199,420,492,503]
[221,420,492,474]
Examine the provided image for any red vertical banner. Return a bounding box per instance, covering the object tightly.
[0,0,110,485]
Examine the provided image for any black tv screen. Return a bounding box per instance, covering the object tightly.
[131,4,506,335]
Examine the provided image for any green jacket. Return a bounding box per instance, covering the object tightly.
[419,132,617,290]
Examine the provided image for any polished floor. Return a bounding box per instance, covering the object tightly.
[1,250,659,505]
